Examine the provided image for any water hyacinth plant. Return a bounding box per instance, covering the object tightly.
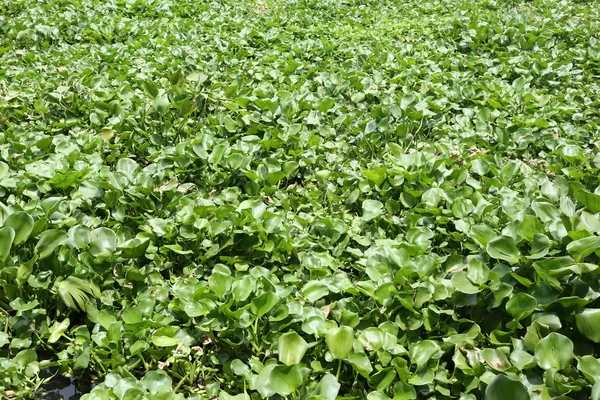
[1,0,600,398]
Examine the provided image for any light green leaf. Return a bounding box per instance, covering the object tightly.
[574,190,600,213]
[154,96,170,114]
[312,373,340,400]
[0,226,15,263]
[451,271,481,294]
[348,352,373,377]
[535,332,573,370]
[576,309,600,343]
[469,225,497,247]
[578,355,600,383]
[517,215,544,242]
[220,392,250,400]
[251,291,278,317]
[3,212,34,245]
[278,331,308,366]
[567,236,600,262]
[362,200,383,221]
[269,365,303,396]
[486,236,520,265]
[141,370,172,395]
[510,350,536,371]
[526,234,551,259]
[326,326,354,359]
[48,318,70,343]
[57,277,99,311]
[484,374,529,400]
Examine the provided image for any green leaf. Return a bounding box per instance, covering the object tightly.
[469,225,497,247]
[574,190,600,213]
[251,291,278,317]
[143,80,159,97]
[74,347,90,371]
[152,327,181,347]
[326,326,354,359]
[409,340,440,368]
[527,234,551,259]
[362,200,384,221]
[278,331,308,366]
[367,391,391,400]
[517,215,544,242]
[57,277,99,311]
[119,306,142,327]
[48,318,70,343]
[14,349,37,369]
[141,371,172,395]
[118,237,150,258]
[593,381,600,400]
[477,107,491,123]
[224,115,237,133]
[255,364,277,398]
[451,271,481,294]
[506,293,537,321]
[486,236,520,265]
[89,227,119,258]
[3,212,34,244]
[302,280,329,302]
[482,349,511,371]
[312,373,340,400]
[484,374,529,400]
[512,76,526,93]
[269,365,303,396]
[359,328,385,351]
[209,271,234,298]
[576,309,600,343]
[510,350,536,371]
[362,168,387,187]
[36,229,68,259]
[578,355,600,383]
[348,352,373,377]
[535,332,573,370]
[0,226,15,263]
[567,236,600,262]
[220,392,250,400]
[154,96,170,114]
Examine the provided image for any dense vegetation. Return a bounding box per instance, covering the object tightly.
[1,0,600,398]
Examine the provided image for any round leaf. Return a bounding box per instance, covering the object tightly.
[89,227,119,257]
[326,326,354,359]
[506,293,537,321]
[484,374,529,400]
[278,331,308,366]
[141,370,172,395]
[269,365,303,396]
[409,340,441,368]
[486,236,520,265]
[362,200,383,221]
[535,332,573,370]
[312,373,340,400]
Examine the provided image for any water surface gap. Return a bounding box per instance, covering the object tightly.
[37,368,93,400]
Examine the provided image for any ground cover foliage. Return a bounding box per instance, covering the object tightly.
[1,0,600,398]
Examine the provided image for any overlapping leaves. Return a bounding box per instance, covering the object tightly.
[0,0,600,398]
